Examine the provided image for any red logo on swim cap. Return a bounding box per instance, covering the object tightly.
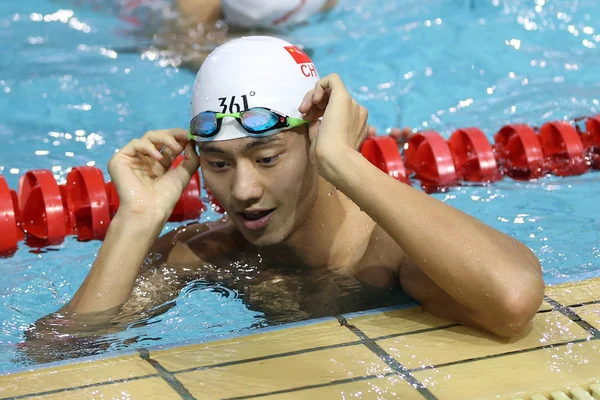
[284,46,312,64]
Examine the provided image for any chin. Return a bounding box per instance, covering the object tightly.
[232,218,288,247]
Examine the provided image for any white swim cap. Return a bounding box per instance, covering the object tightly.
[191,36,320,142]
[222,0,327,29]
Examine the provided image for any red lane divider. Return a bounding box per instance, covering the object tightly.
[360,136,408,183]
[18,170,68,245]
[494,124,545,180]
[0,175,21,255]
[66,167,112,241]
[582,115,600,169]
[449,127,500,182]
[404,131,457,192]
[0,155,211,255]
[538,121,588,176]
[1,115,600,256]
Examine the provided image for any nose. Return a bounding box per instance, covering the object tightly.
[230,161,264,207]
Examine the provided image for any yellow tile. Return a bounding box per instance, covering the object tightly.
[153,319,358,372]
[18,377,178,400]
[346,306,454,338]
[546,277,600,306]
[376,311,590,369]
[576,304,600,330]
[175,345,392,399]
[259,375,424,400]
[539,301,554,312]
[0,355,156,398]
[346,300,553,340]
[413,340,600,400]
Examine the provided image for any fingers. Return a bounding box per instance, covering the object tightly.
[118,138,164,160]
[147,129,192,173]
[145,129,186,156]
[178,142,201,179]
[162,142,201,191]
[299,73,348,120]
[299,89,315,114]
[117,129,187,163]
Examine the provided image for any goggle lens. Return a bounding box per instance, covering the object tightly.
[241,108,280,132]
[192,112,218,137]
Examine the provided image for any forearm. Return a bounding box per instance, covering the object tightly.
[176,0,222,26]
[64,211,167,315]
[321,149,543,314]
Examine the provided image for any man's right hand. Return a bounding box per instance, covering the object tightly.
[107,129,201,222]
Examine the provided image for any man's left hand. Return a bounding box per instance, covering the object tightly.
[298,73,369,174]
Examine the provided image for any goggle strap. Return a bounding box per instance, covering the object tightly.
[287,118,308,128]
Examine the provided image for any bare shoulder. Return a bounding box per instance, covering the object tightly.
[156,217,244,266]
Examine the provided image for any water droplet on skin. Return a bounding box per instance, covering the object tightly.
[328,191,333,196]
[320,223,325,229]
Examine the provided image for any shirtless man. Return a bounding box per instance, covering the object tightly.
[31,37,544,354]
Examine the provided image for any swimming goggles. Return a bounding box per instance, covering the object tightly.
[188,107,308,141]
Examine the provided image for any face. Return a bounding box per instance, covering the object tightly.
[198,126,319,246]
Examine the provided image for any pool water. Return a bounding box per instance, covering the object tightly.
[1,0,599,373]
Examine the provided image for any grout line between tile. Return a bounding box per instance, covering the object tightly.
[408,336,597,373]
[220,372,400,400]
[0,373,159,400]
[137,349,196,400]
[564,298,600,308]
[370,323,460,341]
[544,295,600,338]
[336,315,439,400]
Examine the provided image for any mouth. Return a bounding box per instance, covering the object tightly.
[237,209,275,230]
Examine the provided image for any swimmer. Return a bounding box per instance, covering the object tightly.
[154,0,337,70]
[27,36,544,360]
[176,0,337,28]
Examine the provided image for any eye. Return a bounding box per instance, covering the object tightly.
[208,161,230,170]
[257,154,280,165]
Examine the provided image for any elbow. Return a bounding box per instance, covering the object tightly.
[487,272,545,338]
